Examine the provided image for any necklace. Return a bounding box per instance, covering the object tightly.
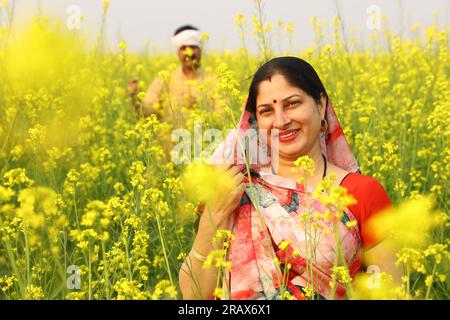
[322,154,327,178]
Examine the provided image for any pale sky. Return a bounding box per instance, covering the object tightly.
[9,0,450,53]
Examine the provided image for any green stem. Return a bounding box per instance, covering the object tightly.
[23,228,31,288]
[155,211,174,287]
[88,244,92,300]
[425,263,437,300]
[406,265,410,296]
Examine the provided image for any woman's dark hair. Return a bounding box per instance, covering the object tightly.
[174,25,199,36]
[246,57,328,114]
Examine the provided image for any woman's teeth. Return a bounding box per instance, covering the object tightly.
[280,129,300,138]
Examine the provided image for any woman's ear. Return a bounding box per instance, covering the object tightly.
[319,92,327,118]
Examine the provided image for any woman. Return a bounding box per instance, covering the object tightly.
[179,57,402,300]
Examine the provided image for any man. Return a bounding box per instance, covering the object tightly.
[129,25,217,126]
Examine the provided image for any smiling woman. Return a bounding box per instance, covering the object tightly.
[178,56,402,300]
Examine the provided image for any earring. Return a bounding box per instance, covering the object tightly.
[321,119,328,132]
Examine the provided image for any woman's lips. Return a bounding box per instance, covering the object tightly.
[276,129,301,143]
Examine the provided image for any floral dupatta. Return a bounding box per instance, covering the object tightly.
[208,100,362,300]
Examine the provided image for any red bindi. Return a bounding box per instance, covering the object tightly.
[273,99,277,103]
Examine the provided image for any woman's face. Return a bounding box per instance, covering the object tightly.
[255,73,326,161]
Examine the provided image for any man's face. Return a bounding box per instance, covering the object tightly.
[178,45,202,69]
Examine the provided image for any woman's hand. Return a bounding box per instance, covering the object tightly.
[200,164,246,231]
[179,165,245,300]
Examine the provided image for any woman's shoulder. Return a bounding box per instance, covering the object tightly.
[330,165,382,192]
[340,173,392,250]
[340,172,386,194]
[340,172,392,213]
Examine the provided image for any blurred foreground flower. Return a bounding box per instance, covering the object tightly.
[181,163,235,204]
[351,271,400,299]
[365,195,442,249]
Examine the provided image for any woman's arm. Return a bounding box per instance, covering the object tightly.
[363,241,404,286]
[179,165,245,299]
[178,212,227,300]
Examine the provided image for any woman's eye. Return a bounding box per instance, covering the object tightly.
[259,109,271,115]
[288,101,301,107]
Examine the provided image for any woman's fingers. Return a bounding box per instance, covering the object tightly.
[226,165,241,177]
[212,163,232,174]
[212,164,245,177]
[238,182,246,194]
[213,165,244,182]
[231,183,246,203]
[231,171,245,187]
[211,164,246,197]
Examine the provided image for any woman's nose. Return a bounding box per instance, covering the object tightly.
[273,110,291,129]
